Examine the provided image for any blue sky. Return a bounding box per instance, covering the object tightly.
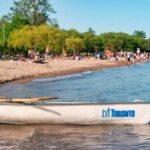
[0,0,150,37]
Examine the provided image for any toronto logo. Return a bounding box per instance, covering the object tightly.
[102,108,135,118]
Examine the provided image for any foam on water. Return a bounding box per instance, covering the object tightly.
[32,71,94,83]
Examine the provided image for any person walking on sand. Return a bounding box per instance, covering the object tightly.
[44,47,52,68]
[127,51,131,62]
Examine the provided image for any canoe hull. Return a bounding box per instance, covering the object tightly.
[0,102,149,125]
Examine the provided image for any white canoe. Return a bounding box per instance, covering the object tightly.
[0,102,149,125]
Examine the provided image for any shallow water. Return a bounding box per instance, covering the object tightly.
[0,124,150,150]
[1,62,150,149]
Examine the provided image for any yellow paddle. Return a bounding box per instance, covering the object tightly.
[0,96,58,103]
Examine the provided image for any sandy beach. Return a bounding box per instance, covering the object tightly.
[0,58,133,84]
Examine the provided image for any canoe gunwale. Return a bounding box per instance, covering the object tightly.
[0,101,149,106]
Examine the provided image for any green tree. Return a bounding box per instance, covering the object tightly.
[93,36,103,51]
[82,32,95,53]
[88,27,96,35]
[66,29,81,38]
[47,26,64,53]
[133,36,147,51]
[0,16,13,53]
[10,0,57,26]
[7,24,64,54]
[0,14,29,54]
[10,15,28,29]
[7,26,36,50]
[66,37,83,54]
[100,32,116,51]
[113,32,130,51]
[133,30,146,38]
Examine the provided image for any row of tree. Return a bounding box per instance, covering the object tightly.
[0,0,149,56]
[2,25,149,55]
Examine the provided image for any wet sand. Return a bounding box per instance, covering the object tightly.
[0,58,133,84]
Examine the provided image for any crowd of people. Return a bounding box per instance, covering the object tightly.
[0,47,149,63]
[95,49,150,62]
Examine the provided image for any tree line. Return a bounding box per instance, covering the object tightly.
[0,0,149,56]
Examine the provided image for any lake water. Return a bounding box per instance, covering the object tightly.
[0,62,150,149]
[1,62,150,102]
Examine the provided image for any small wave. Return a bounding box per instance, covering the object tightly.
[133,99,143,102]
[32,71,93,83]
[81,71,93,75]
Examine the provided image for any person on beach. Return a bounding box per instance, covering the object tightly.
[44,47,52,67]
[95,49,100,59]
[127,52,131,62]
[133,53,136,62]
[28,49,35,60]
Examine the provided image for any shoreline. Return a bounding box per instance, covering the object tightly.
[0,58,136,85]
